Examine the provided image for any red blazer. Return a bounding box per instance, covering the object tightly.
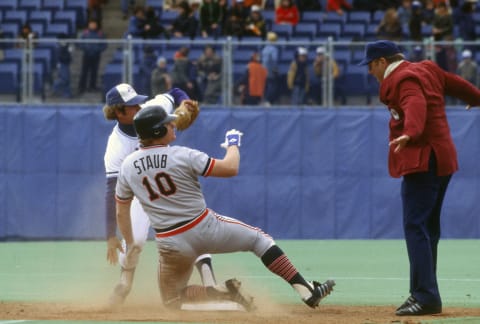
[380,60,480,178]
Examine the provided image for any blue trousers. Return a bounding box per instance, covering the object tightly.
[401,153,451,306]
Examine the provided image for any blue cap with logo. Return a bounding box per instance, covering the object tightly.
[106,83,148,106]
[358,40,402,66]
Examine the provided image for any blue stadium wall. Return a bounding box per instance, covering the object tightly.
[1,105,479,240]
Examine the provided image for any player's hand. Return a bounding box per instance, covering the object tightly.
[220,129,243,149]
[389,134,410,153]
[466,105,476,110]
[107,236,123,265]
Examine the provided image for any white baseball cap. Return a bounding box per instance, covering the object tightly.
[316,46,325,54]
[251,5,261,12]
[106,83,148,106]
[462,49,472,59]
[297,47,308,55]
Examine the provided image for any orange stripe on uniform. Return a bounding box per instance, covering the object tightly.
[155,209,209,238]
[203,159,216,177]
[115,195,133,204]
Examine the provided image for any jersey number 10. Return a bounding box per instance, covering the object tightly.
[142,172,177,201]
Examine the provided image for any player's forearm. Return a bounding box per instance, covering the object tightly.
[221,147,240,176]
[105,177,117,239]
[168,87,190,106]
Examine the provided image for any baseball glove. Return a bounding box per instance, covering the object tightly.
[174,100,200,131]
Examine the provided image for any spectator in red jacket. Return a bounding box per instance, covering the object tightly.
[275,0,299,25]
[326,0,352,15]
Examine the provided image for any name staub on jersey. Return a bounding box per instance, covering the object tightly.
[133,154,168,175]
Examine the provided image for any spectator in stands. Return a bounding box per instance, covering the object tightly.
[326,0,352,15]
[78,19,106,94]
[223,0,249,37]
[309,46,340,105]
[422,0,435,24]
[397,0,413,28]
[139,46,158,97]
[151,56,172,95]
[52,34,73,99]
[16,23,37,48]
[409,0,423,41]
[170,1,200,39]
[376,7,404,41]
[287,47,310,105]
[143,6,169,39]
[432,2,453,41]
[126,6,146,38]
[237,51,267,105]
[171,46,200,99]
[352,0,378,11]
[261,32,280,106]
[196,45,222,104]
[244,5,267,38]
[457,49,478,87]
[218,0,229,31]
[457,1,476,44]
[199,0,222,38]
[275,0,300,25]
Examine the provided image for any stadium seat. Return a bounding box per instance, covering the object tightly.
[1,23,20,39]
[342,23,366,40]
[233,63,247,82]
[342,64,371,103]
[321,11,346,25]
[333,49,351,66]
[29,23,45,37]
[0,62,19,95]
[34,48,53,77]
[0,0,17,11]
[271,24,294,40]
[233,47,255,64]
[29,11,53,31]
[372,10,385,24]
[262,10,275,24]
[421,24,433,37]
[317,23,341,39]
[54,10,78,35]
[145,0,163,10]
[102,63,123,95]
[279,47,296,63]
[45,23,70,38]
[160,10,178,25]
[19,0,42,12]
[33,62,46,97]
[294,22,318,40]
[347,11,371,26]
[65,0,88,28]
[365,24,378,40]
[43,0,65,12]
[351,48,366,64]
[302,11,322,24]
[4,10,28,26]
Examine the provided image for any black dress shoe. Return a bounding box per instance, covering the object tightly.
[396,301,442,316]
[396,295,415,311]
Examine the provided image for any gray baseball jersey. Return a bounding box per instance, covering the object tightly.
[116,145,215,229]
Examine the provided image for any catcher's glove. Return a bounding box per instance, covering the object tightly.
[174,99,200,131]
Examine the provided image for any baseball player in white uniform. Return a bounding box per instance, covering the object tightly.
[103,83,216,306]
[114,105,336,310]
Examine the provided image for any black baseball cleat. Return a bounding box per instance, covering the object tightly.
[303,280,336,308]
[396,299,442,316]
[396,295,416,311]
[225,278,256,312]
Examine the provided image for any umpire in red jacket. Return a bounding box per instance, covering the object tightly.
[359,40,480,316]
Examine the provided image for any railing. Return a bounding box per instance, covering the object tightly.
[0,37,478,106]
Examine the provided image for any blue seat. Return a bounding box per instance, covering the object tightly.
[102,63,123,95]
[145,0,163,9]
[161,10,178,24]
[4,10,28,25]
[271,24,294,40]
[34,48,53,75]
[0,0,17,11]
[43,0,65,12]
[65,0,88,27]
[372,10,385,24]
[19,0,42,11]
[341,64,371,103]
[279,47,296,63]
[29,11,53,30]
[54,10,78,35]
[347,11,371,26]
[317,23,341,39]
[233,48,254,64]
[33,62,46,97]
[0,62,19,95]
[45,23,70,38]
[421,24,433,37]
[294,22,317,39]
[365,24,378,39]
[1,23,20,39]
[333,49,351,66]
[302,11,321,23]
[29,23,45,37]
[342,23,366,39]
[233,63,247,82]
[321,11,346,25]
[262,10,275,24]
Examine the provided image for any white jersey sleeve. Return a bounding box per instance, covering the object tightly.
[104,125,139,178]
[141,94,175,113]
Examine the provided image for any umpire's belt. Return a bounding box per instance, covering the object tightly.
[154,209,209,238]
